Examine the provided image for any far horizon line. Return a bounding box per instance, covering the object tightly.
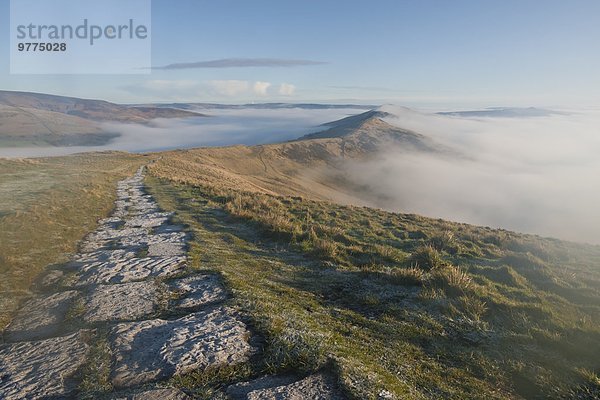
[0,88,587,111]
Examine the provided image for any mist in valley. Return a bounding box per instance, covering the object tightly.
[0,107,365,158]
[342,106,600,243]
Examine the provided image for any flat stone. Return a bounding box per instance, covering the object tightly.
[121,231,188,249]
[0,331,91,399]
[110,306,254,388]
[4,291,79,342]
[227,373,345,400]
[79,231,148,253]
[154,224,185,234]
[84,226,149,243]
[72,248,138,265]
[98,216,125,230]
[99,216,124,225]
[84,281,162,323]
[38,269,65,289]
[148,242,186,257]
[112,388,192,400]
[170,275,227,310]
[74,256,187,286]
[125,212,173,228]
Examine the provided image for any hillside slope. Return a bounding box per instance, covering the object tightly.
[153,110,444,204]
[147,138,600,399]
[0,91,203,147]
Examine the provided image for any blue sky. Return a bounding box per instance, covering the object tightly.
[1,0,600,107]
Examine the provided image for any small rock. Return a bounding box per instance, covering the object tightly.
[170,274,227,310]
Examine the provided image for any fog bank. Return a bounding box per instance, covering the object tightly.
[0,107,365,158]
[343,106,600,243]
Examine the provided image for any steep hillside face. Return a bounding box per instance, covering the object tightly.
[298,109,439,154]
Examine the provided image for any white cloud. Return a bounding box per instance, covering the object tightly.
[253,81,272,96]
[279,83,296,96]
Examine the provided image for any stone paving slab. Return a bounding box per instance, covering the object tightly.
[73,248,138,264]
[110,306,254,388]
[153,224,186,234]
[121,231,188,248]
[73,256,187,286]
[0,331,91,399]
[84,281,163,323]
[38,269,65,289]
[170,275,228,310]
[3,290,79,342]
[227,373,345,400]
[112,388,192,400]
[148,242,187,257]
[84,226,149,243]
[125,212,173,228]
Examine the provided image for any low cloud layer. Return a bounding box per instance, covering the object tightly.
[154,58,326,70]
[102,107,355,151]
[0,107,364,157]
[342,106,600,243]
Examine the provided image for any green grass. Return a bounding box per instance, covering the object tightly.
[145,171,600,399]
[0,152,144,329]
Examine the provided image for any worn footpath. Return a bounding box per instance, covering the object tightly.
[0,168,344,399]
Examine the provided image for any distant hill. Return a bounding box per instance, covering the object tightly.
[297,109,439,153]
[438,107,563,118]
[146,102,375,111]
[0,91,203,147]
[150,108,446,203]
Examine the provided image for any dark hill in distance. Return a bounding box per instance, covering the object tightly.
[0,91,201,123]
[0,91,203,147]
[146,102,375,111]
[438,107,564,118]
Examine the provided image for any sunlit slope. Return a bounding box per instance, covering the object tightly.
[152,110,443,203]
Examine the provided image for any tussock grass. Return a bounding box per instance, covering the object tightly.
[146,162,600,399]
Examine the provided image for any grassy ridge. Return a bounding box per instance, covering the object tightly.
[147,159,600,399]
[0,152,144,329]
